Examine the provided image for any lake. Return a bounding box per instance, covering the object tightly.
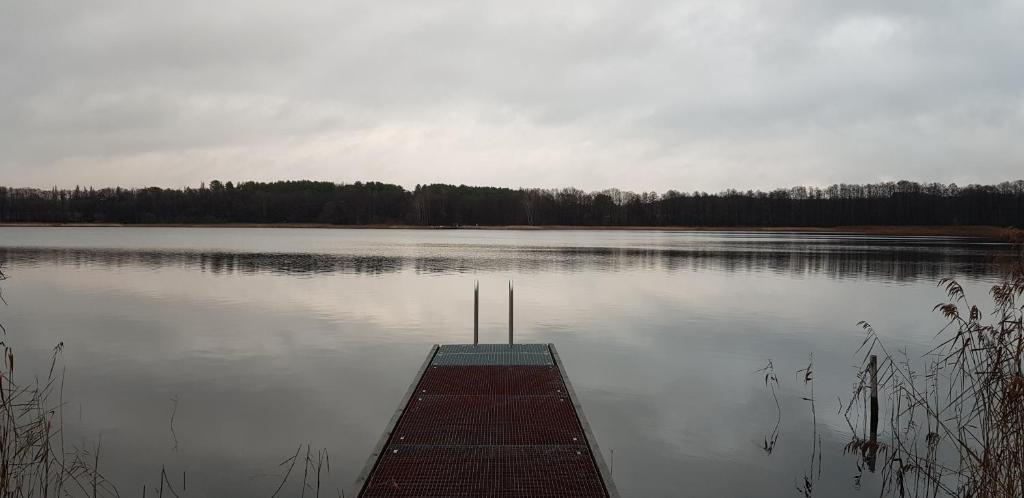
[0,227,1011,497]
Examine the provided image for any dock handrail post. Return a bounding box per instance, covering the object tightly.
[508,281,513,345]
[474,281,479,345]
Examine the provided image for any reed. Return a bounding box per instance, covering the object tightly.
[2,265,344,497]
[0,265,116,497]
[841,242,1024,497]
[269,444,333,498]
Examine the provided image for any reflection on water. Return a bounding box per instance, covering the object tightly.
[0,240,1009,281]
[0,227,1011,497]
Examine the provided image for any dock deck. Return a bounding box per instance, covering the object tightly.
[355,343,618,497]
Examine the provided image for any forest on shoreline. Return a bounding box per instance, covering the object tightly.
[1,180,1022,228]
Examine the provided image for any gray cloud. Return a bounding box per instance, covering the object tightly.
[2,0,1022,191]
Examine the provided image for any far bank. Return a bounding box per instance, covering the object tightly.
[0,223,1018,241]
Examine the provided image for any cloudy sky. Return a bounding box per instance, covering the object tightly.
[2,0,1022,192]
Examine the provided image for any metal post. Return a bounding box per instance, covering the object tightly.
[473,281,479,345]
[508,281,514,345]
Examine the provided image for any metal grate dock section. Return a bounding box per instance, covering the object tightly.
[431,344,555,366]
[355,344,618,497]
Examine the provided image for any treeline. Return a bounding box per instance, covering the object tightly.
[1,180,1022,227]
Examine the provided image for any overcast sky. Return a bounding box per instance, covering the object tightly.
[2,0,1022,192]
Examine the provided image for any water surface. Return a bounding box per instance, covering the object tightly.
[0,227,1010,497]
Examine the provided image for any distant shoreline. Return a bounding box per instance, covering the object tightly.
[0,223,1017,240]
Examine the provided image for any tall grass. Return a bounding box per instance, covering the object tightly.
[759,232,1024,497]
[0,265,115,497]
[842,239,1024,497]
[1,265,344,497]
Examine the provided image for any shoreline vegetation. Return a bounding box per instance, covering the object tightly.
[780,240,1024,497]
[0,264,335,497]
[0,222,1019,240]
[2,180,1022,231]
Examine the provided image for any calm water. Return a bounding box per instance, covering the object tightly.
[0,227,1011,497]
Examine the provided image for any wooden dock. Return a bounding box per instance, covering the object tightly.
[354,343,619,497]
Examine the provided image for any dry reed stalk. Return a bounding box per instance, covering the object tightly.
[843,242,1024,497]
[0,264,115,497]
